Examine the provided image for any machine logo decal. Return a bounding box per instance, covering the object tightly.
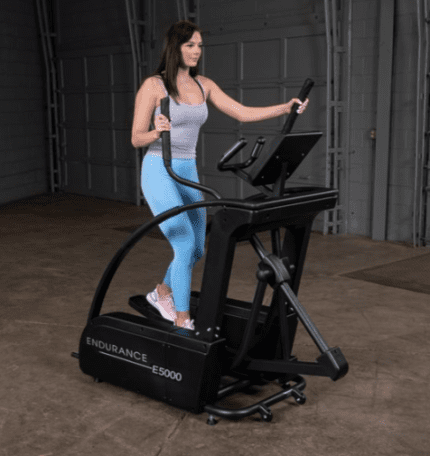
[87,337,148,363]
[86,337,183,381]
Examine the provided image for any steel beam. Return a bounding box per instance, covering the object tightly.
[371,0,395,241]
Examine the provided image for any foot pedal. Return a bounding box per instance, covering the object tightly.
[128,295,165,321]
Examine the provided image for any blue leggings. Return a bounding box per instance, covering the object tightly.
[141,154,206,312]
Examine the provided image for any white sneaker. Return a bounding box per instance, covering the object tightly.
[179,319,195,330]
[146,289,177,322]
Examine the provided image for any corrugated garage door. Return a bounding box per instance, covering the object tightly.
[54,0,137,203]
[58,46,136,202]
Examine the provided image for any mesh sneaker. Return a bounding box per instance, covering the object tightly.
[146,288,177,322]
[175,319,195,336]
[179,319,195,330]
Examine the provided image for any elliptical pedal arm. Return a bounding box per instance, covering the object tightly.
[249,233,348,380]
[249,234,328,353]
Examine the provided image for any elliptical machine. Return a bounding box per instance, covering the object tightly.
[73,79,348,424]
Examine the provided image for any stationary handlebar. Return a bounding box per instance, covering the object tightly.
[217,137,266,172]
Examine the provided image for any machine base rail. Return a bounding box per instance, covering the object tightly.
[204,375,306,425]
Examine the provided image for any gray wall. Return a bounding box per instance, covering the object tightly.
[349,0,418,242]
[0,0,47,205]
[0,0,423,244]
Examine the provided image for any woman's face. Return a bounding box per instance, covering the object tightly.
[180,31,203,68]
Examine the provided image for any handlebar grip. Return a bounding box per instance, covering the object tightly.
[217,138,247,171]
[281,78,314,135]
[160,97,172,169]
[297,78,315,102]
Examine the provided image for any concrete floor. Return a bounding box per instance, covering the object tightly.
[0,193,429,456]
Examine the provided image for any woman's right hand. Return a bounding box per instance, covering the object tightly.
[154,114,171,137]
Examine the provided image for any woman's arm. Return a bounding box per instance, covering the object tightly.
[131,78,162,148]
[203,76,306,123]
[239,101,303,123]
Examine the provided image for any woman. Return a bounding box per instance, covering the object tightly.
[131,20,308,330]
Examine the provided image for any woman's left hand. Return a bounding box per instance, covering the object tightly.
[286,98,310,115]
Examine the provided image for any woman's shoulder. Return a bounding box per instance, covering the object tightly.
[137,75,165,111]
[195,74,213,96]
[149,73,167,93]
[144,75,165,96]
[196,74,211,84]
[147,73,164,83]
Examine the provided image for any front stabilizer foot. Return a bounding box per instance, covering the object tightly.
[317,347,349,381]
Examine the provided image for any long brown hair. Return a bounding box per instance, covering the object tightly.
[146,20,204,104]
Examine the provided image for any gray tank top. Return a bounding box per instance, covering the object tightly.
[146,77,208,160]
